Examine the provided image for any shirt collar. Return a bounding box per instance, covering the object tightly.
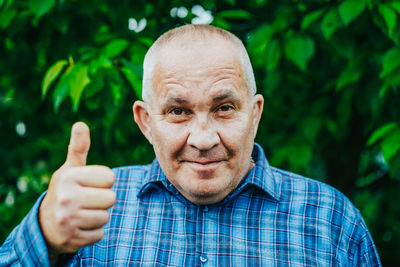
[243,143,281,201]
[138,143,281,202]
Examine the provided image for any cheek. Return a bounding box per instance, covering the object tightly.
[217,116,254,146]
[151,121,189,156]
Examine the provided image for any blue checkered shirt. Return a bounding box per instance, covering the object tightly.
[1,143,381,266]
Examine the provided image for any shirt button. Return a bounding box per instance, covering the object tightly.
[199,255,208,263]
[203,206,208,212]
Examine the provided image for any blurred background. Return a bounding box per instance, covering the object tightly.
[1,0,400,264]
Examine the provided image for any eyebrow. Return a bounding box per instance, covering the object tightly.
[212,91,239,103]
[161,91,240,109]
[161,97,188,108]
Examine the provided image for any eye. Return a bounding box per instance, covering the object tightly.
[170,108,184,115]
[218,104,234,112]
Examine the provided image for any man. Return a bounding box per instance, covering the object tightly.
[0,25,381,266]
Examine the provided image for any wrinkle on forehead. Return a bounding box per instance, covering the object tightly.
[150,37,248,108]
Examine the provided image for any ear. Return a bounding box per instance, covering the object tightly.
[251,94,264,138]
[133,101,153,144]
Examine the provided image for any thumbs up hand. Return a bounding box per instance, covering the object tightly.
[39,122,116,253]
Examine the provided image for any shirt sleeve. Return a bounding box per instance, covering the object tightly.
[0,192,51,267]
[351,217,382,267]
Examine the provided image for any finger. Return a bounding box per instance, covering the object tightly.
[65,122,91,167]
[74,165,115,188]
[71,228,105,249]
[79,187,116,209]
[77,209,109,230]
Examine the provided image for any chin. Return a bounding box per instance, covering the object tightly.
[183,177,233,201]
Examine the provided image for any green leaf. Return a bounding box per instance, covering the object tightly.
[68,64,91,111]
[367,122,399,146]
[321,8,343,39]
[339,0,366,26]
[109,82,123,107]
[265,39,281,71]
[264,70,281,95]
[120,59,142,99]
[301,9,324,30]
[288,145,312,169]
[0,7,17,29]
[336,58,363,90]
[247,25,276,67]
[216,10,252,20]
[381,130,400,161]
[52,72,71,112]
[102,39,129,58]
[41,60,68,99]
[211,17,231,30]
[380,48,400,78]
[284,36,315,71]
[388,1,400,14]
[381,65,400,90]
[88,56,112,75]
[28,0,55,19]
[378,4,397,38]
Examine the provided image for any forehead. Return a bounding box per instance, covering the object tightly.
[151,37,247,104]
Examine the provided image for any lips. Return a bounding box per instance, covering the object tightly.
[183,160,225,165]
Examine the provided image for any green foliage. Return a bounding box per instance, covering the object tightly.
[339,0,366,27]
[1,0,400,264]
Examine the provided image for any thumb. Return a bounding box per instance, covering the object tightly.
[64,122,91,167]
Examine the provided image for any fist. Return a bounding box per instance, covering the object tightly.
[39,122,116,253]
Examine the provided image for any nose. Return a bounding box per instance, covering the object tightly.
[187,114,220,151]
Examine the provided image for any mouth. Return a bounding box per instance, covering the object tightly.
[181,160,226,174]
[184,160,224,165]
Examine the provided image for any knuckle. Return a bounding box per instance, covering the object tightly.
[56,192,73,207]
[54,210,74,228]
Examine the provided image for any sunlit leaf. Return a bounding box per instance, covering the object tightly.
[88,56,112,74]
[367,122,399,146]
[388,1,400,14]
[52,73,70,112]
[380,48,400,78]
[284,36,314,71]
[339,0,366,26]
[69,64,91,111]
[381,130,400,161]
[41,60,68,99]
[28,0,55,19]
[381,66,400,91]
[102,39,129,58]
[301,9,324,30]
[378,4,397,38]
[321,8,342,39]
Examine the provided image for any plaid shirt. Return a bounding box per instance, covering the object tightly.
[1,143,381,266]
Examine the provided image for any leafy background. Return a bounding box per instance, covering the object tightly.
[1,0,400,264]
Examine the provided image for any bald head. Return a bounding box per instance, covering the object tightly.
[142,25,256,103]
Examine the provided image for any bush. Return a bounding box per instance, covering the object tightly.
[1,0,399,264]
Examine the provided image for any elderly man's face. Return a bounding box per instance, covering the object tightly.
[134,37,263,204]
